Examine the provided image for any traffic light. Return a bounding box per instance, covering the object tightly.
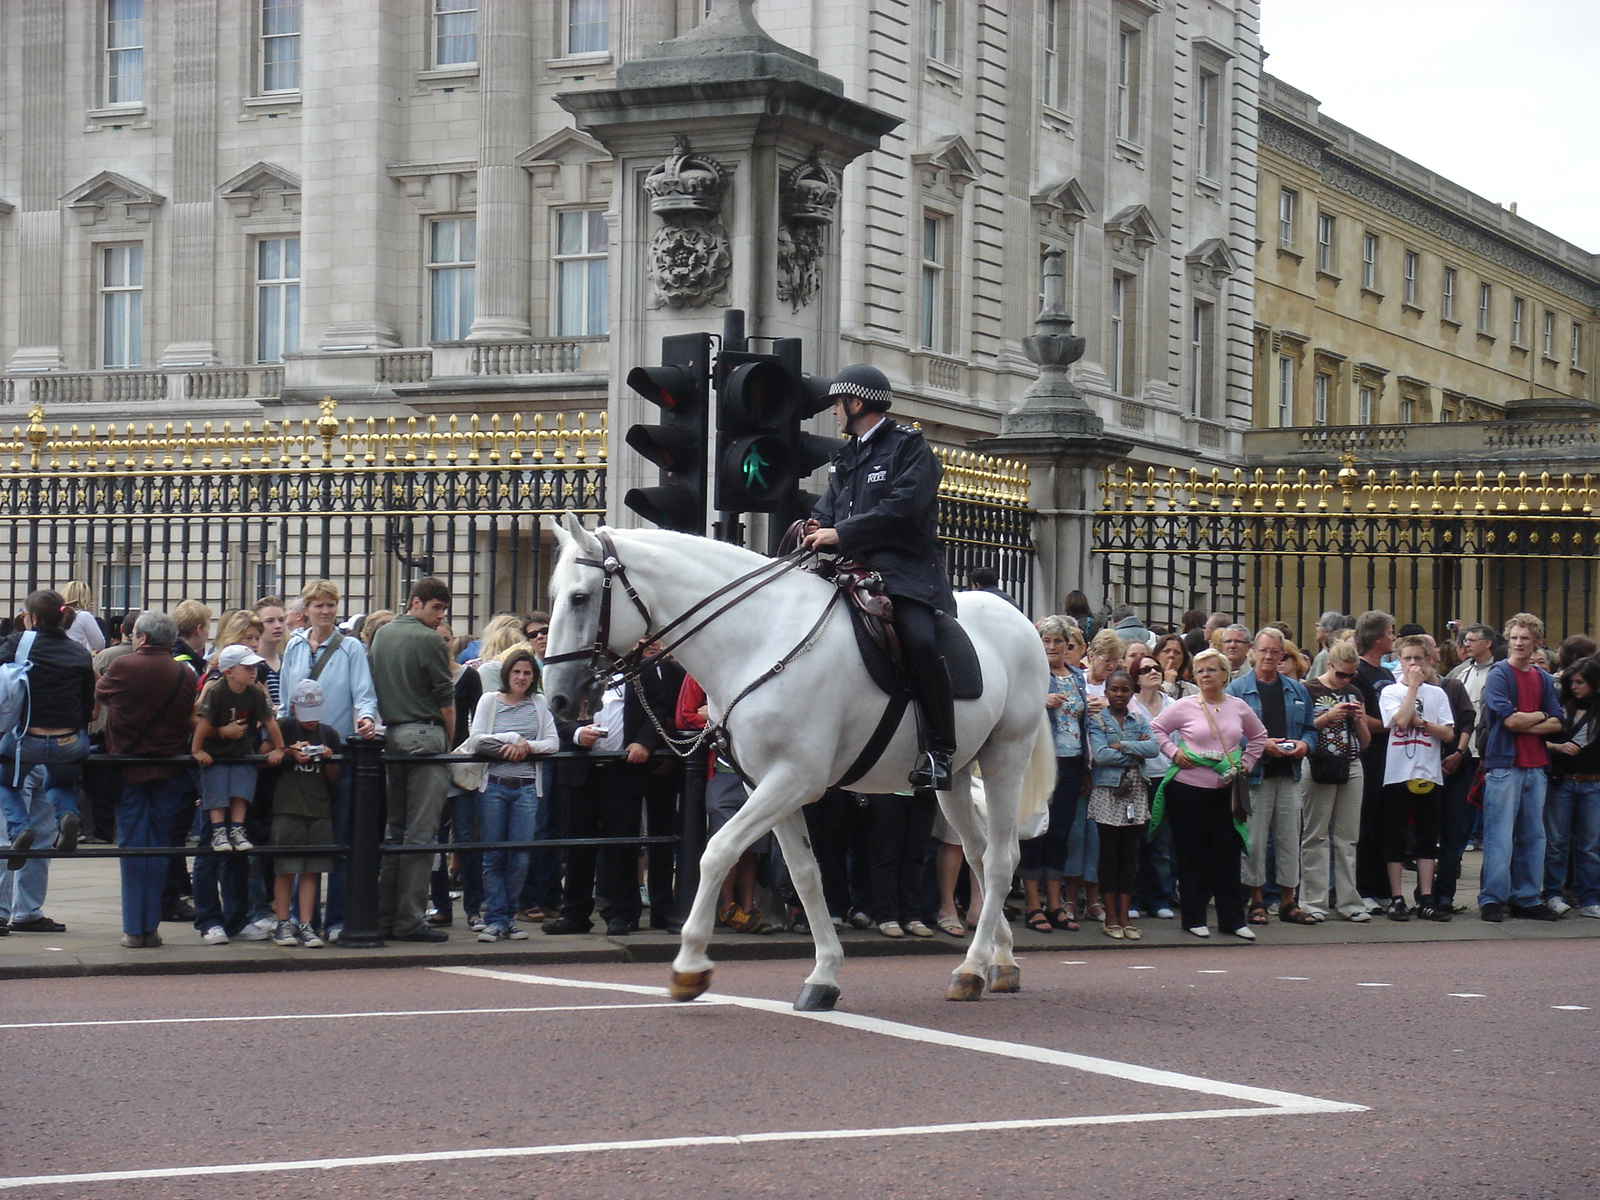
[623,332,713,535]
[713,349,798,512]
[713,337,842,518]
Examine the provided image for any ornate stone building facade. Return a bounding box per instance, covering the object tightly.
[1248,75,1600,475]
[0,2,1261,471]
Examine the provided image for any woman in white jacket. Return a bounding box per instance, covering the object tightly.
[468,646,558,941]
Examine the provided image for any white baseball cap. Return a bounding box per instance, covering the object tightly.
[218,644,265,671]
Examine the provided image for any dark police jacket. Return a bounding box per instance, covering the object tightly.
[812,418,956,612]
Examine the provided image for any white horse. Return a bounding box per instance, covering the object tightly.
[542,513,1053,1010]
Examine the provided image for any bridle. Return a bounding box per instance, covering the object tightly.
[543,530,830,731]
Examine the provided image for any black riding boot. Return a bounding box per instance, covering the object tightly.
[908,656,957,791]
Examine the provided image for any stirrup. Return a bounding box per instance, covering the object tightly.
[908,749,953,792]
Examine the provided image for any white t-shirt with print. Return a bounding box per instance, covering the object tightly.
[1380,681,1448,786]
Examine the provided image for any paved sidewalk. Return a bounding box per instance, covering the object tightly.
[3,852,1596,980]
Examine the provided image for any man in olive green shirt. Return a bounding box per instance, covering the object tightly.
[369,577,455,941]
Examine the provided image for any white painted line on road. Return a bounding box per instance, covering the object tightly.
[0,1002,685,1032]
[0,967,1367,1192]
[1448,993,1487,998]
[1552,1005,1591,1011]
[1197,969,1228,974]
[1276,976,1309,981]
[0,1106,1364,1191]
[1128,965,1156,970]
[1355,983,1392,987]
[439,966,1370,1115]
[1060,960,1087,964]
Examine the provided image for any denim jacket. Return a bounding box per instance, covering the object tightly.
[1225,670,1318,783]
[1087,708,1157,787]
[1481,660,1561,770]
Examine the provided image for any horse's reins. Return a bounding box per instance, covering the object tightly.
[545,531,840,761]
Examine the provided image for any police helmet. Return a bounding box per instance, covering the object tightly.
[828,364,893,413]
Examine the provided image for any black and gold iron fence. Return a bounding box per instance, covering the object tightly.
[0,400,1034,627]
[0,399,607,632]
[1095,456,1600,641]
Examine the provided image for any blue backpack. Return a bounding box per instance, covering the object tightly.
[0,630,38,744]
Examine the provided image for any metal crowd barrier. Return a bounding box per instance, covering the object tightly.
[8,735,710,947]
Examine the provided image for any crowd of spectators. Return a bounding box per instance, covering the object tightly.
[1,579,1596,950]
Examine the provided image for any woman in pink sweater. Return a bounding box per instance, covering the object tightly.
[1150,648,1268,940]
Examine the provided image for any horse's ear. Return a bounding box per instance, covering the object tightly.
[557,510,600,555]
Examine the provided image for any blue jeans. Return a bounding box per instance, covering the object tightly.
[477,776,541,928]
[431,790,483,922]
[0,729,90,840]
[192,841,250,936]
[1478,766,1547,908]
[0,768,50,923]
[118,777,191,937]
[1544,777,1600,906]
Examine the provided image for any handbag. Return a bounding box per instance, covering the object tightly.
[1309,753,1350,784]
[448,738,486,793]
[1195,699,1251,821]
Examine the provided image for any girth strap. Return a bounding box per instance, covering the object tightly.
[833,691,911,791]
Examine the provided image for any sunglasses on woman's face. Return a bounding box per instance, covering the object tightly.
[1139,666,1161,675]
[1334,669,1355,680]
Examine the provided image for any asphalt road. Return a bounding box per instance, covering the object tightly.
[3,942,1595,1200]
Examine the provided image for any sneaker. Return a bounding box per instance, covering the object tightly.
[1547,896,1573,917]
[1359,897,1384,916]
[1155,906,1176,920]
[1507,901,1560,922]
[1230,926,1257,941]
[1480,902,1505,923]
[904,920,934,938]
[120,933,146,949]
[1576,904,1600,919]
[1187,926,1210,938]
[1386,898,1410,922]
[272,919,298,946]
[227,825,253,852]
[238,916,275,942]
[467,913,488,933]
[1344,909,1372,923]
[1127,908,1141,920]
[877,920,904,938]
[297,922,325,948]
[208,824,230,852]
[504,923,529,940]
[847,908,873,930]
[326,924,343,944]
[479,925,506,942]
[201,925,229,945]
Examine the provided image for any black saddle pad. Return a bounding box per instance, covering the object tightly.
[849,605,983,700]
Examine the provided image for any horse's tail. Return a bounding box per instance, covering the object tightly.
[1017,711,1055,826]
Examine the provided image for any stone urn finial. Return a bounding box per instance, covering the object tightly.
[1014,249,1088,412]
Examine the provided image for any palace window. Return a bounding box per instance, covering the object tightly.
[1276,355,1294,427]
[1361,232,1379,290]
[105,0,143,105]
[101,564,143,614]
[555,209,607,336]
[1316,213,1334,273]
[1277,188,1296,249]
[1041,0,1068,110]
[1313,373,1330,426]
[1442,267,1457,320]
[1478,282,1492,333]
[101,244,143,368]
[1403,250,1419,306]
[567,0,608,55]
[1358,385,1373,425]
[1573,323,1584,369]
[1109,272,1137,395]
[428,217,475,342]
[1189,301,1214,418]
[1511,296,1526,346]
[256,236,300,364]
[1196,68,1219,179]
[434,0,477,67]
[1543,310,1556,358]
[260,0,301,92]
[1115,26,1142,141]
[927,0,959,67]
[920,214,952,352]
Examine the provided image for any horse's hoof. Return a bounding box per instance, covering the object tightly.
[667,969,713,1002]
[985,964,1021,993]
[794,983,841,1012]
[945,971,985,1002]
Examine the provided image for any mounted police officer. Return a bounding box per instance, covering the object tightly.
[803,365,958,791]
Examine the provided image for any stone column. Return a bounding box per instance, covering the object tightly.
[973,251,1132,612]
[616,0,678,65]
[159,0,220,366]
[467,0,533,341]
[557,0,899,527]
[8,0,66,372]
[299,0,403,350]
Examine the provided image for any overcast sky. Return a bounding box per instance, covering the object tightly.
[1259,0,1600,253]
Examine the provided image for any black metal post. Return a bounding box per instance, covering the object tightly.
[340,733,388,948]
[673,743,708,925]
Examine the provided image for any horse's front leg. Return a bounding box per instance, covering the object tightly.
[669,774,806,1001]
[771,808,844,1011]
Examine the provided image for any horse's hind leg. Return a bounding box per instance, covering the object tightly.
[772,809,845,1011]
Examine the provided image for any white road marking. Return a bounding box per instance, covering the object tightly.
[1197,969,1228,974]
[1128,965,1156,970]
[0,1002,683,1032]
[1060,960,1087,965]
[1355,982,1392,987]
[1552,1005,1591,1011]
[1276,976,1309,981]
[1448,993,1487,999]
[0,966,1368,1191]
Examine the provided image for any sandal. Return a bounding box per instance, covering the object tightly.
[936,914,967,937]
[1047,906,1080,932]
[1025,908,1052,933]
[518,907,546,925]
[1086,901,1107,923]
[1279,904,1318,925]
[1247,901,1270,925]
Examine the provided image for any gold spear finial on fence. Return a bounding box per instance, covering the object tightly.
[316,397,339,463]
[25,405,47,469]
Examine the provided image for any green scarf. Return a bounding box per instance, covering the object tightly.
[1146,736,1250,852]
